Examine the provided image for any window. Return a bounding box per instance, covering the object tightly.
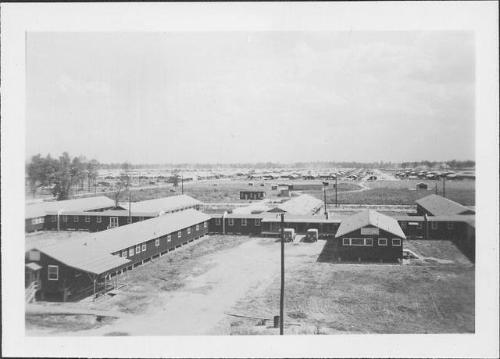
[447,222,454,230]
[392,238,402,246]
[400,221,407,230]
[178,231,181,238]
[187,227,191,234]
[62,215,68,222]
[97,216,102,223]
[40,217,45,223]
[31,218,37,225]
[204,221,208,228]
[129,248,134,256]
[378,238,388,246]
[350,238,365,246]
[196,224,200,231]
[136,245,140,253]
[255,219,261,226]
[167,235,172,242]
[48,265,59,281]
[122,250,128,257]
[241,218,247,227]
[343,238,373,246]
[127,217,132,224]
[155,239,160,247]
[431,221,438,230]
[52,215,57,222]
[139,217,145,221]
[74,216,79,223]
[416,222,422,229]
[215,218,221,225]
[85,216,90,223]
[228,218,234,226]
[142,244,147,252]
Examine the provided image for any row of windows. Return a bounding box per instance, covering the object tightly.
[215,218,261,226]
[118,222,208,258]
[342,238,401,247]
[400,222,454,230]
[31,217,45,225]
[51,215,146,224]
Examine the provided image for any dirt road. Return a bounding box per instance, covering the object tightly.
[61,238,324,336]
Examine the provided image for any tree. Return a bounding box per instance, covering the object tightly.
[27,154,44,197]
[112,162,131,208]
[87,159,99,192]
[51,152,73,200]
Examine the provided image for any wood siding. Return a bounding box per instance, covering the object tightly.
[333,226,403,262]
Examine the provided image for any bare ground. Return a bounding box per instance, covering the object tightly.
[26,236,474,336]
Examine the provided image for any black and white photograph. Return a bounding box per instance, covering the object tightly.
[1,2,498,358]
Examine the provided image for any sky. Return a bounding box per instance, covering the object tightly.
[26,31,475,164]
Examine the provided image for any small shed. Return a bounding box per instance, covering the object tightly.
[416,182,428,190]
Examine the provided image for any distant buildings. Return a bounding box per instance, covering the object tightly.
[239,190,265,200]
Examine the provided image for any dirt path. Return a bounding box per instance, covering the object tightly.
[341,181,370,193]
[62,238,320,336]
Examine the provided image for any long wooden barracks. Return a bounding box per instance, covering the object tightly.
[26,194,202,233]
[27,209,210,301]
[25,193,475,301]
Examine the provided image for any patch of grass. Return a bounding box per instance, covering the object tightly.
[26,314,114,333]
[228,241,474,335]
[334,187,474,205]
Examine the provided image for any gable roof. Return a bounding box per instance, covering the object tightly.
[268,194,323,216]
[120,195,202,214]
[416,194,475,216]
[33,209,210,275]
[335,210,406,239]
[25,196,115,219]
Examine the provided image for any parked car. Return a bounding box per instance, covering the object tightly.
[284,228,296,242]
[305,228,319,242]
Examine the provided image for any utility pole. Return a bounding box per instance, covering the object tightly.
[128,189,132,223]
[322,181,329,219]
[280,212,285,335]
[442,176,446,198]
[335,176,338,207]
[181,175,184,194]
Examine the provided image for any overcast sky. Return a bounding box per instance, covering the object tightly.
[26,31,474,164]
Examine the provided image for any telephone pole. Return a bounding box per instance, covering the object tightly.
[322,181,329,219]
[442,176,446,198]
[181,175,184,194]
[128,189,132,223]
[280,212,285,335]
[335,176,338,207]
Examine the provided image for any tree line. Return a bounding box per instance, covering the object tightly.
[26,153,100,200]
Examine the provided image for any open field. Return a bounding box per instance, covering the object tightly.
[318,179,475,206]
[27,234,474,335]
[224,239,474,335]
[114,179,362,204]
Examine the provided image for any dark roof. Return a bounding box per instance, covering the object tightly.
[416,194,475,216]
[335,210,406,239]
